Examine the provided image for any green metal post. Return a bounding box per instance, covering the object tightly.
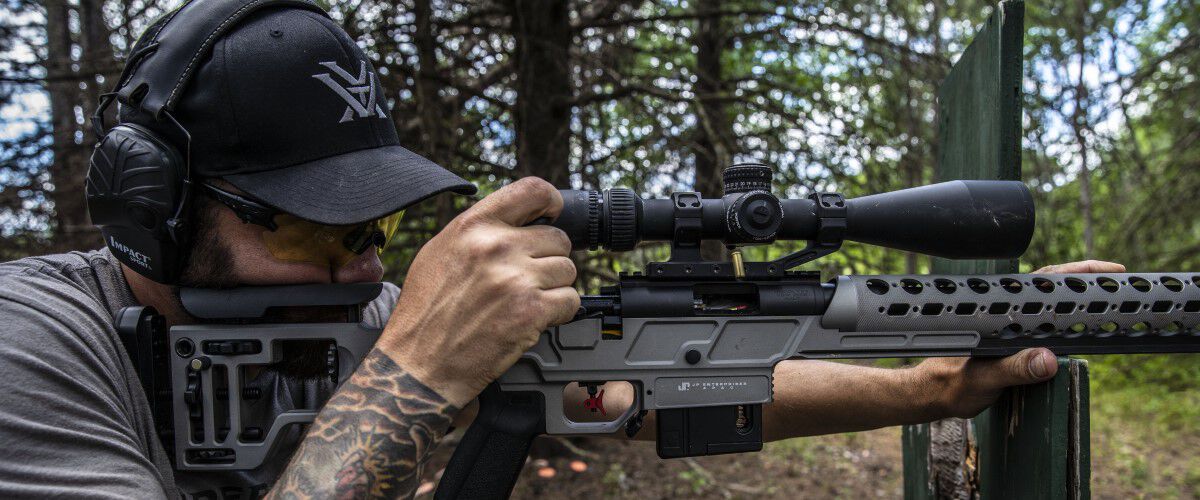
[902,2,1091,498]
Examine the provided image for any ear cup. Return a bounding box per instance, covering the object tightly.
[86,123,189,283]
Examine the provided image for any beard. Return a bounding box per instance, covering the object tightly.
[172,200,348,380]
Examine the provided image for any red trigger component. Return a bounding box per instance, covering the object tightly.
[583,389,606,416]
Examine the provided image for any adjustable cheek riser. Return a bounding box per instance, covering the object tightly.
[86,124,189,284]
[117,283,386,471]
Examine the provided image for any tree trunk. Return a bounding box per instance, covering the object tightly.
[510,0,572,188]
[692,0,732,261]
[43,0,101,251]
[692,0,733,198]
[413,0,459,227]
[78,0,116,129]
[1072,0,1095,259]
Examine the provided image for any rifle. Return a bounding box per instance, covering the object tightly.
[433,164,1200,499]
[116,164,1200,496]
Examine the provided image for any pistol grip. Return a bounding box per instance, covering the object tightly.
[435,383,545,500]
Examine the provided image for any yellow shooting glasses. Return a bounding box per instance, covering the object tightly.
[200,182,403,268]
[262,211,404,268]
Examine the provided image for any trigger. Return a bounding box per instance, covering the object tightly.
[583,389,606,416]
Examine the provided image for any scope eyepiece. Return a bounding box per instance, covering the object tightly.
[550,188,641,250]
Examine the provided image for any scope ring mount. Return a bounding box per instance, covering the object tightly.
[646,187,846,280]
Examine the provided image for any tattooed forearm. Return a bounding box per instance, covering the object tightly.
[267,348,459,499]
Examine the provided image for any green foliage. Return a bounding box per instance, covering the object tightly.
[1088,354,1200,434]
[675,469,710,494]
[1085,353,1200,496]
[1,1,1198,493]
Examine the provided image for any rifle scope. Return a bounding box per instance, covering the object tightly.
[548,164,1036,260]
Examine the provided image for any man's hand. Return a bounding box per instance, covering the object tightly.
[380,178,581,407]
[916,259,1126,418]
[270,179,579,499]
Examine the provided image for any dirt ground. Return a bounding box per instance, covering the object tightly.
[1089,421,1200,499]
[413,421,1200,499]
[416,428,904,499]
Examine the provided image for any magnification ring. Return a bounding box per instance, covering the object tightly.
[605,188,638,251]
[586,190,601,249]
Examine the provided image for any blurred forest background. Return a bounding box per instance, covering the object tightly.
[2,0,1198,496]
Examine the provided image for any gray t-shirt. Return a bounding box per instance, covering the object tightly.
[0,249,400,499]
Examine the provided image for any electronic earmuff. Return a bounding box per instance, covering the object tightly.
[86,122,188,283]
[85,0,327,284]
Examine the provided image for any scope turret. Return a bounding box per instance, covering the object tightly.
[547,165,1035,261]
[722,163,774,193]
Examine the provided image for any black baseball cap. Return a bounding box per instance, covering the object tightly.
[121,6,476,225]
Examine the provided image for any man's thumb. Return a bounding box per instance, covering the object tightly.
[1000,348,1058,385]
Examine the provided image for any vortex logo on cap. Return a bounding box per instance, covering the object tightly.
[311,61,387,123]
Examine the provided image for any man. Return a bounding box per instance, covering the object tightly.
[0,3,1122,499]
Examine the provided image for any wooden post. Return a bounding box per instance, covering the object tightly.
[902,2,1092,498]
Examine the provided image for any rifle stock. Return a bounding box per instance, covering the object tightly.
[435,272,1200,498]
